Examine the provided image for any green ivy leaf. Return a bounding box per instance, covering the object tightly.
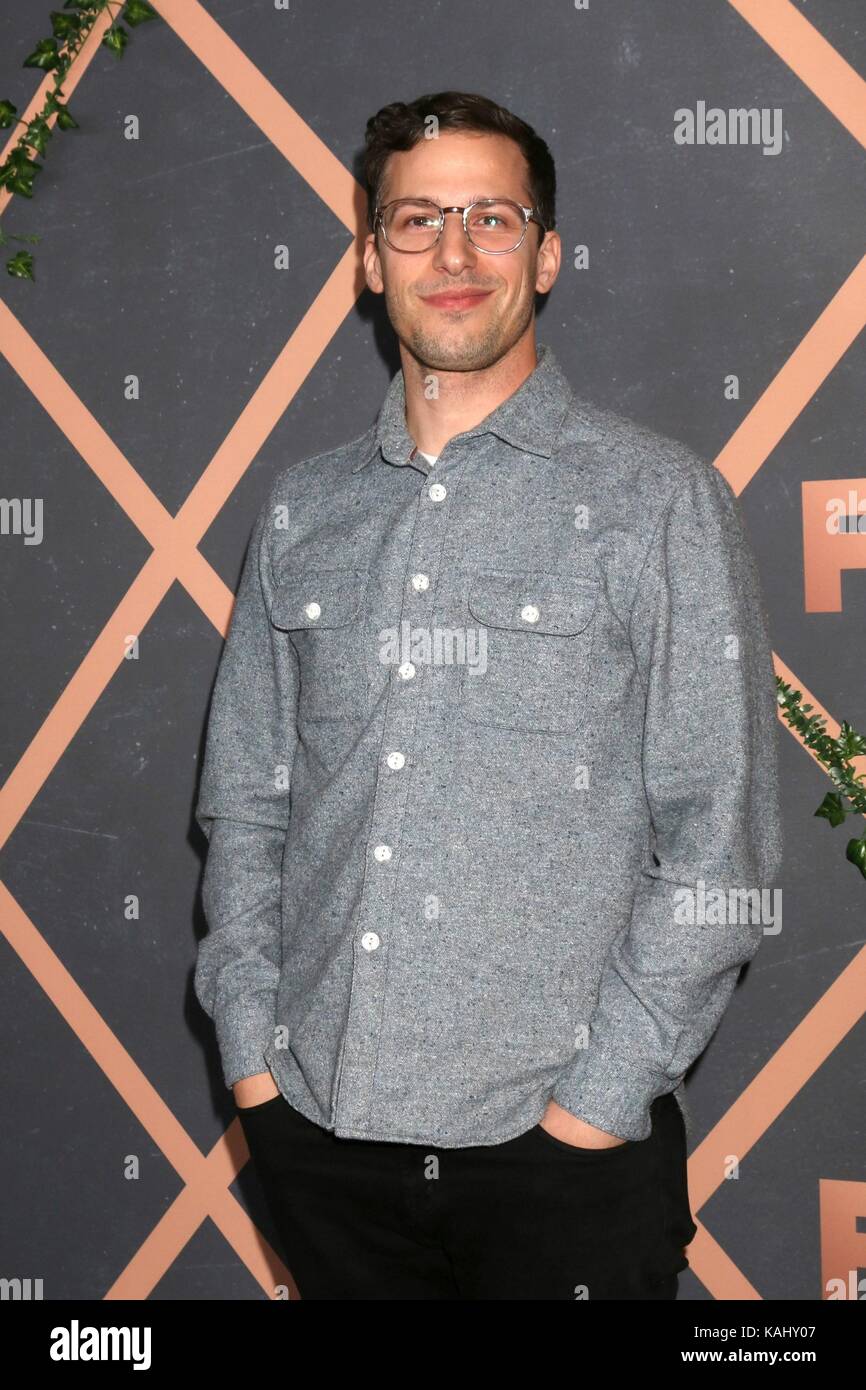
[6,249,35,280]
[845,836,866,879]
[23,38,61,72]
[0,100,18,129]
[815,792,847,826]
[54,103,79,131]
[102,24,129,56]
[4,156,43,197]
[8,146,39,169]
[24,118,52,157]
[50,10,84,42]
[123,0,159,26]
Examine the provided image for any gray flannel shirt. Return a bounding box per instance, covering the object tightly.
[194,342,783,1147]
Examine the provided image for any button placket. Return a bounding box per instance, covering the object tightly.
[332,460,463,1133]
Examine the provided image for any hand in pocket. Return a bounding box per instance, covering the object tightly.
[233,1070,280,1110]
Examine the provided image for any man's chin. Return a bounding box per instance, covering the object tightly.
[402,331,504,373]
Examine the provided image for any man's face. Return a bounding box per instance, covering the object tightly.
[363,130,561,373]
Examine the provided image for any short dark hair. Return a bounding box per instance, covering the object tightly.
[361,91,556,239]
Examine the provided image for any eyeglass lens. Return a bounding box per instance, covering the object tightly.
[381,200,527,252]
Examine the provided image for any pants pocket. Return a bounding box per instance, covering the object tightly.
[529,1123,636,1158]
[236,1092,285,1116]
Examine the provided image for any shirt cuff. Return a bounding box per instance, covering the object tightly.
[214,994,278,1091]
[550,1041,669,1142]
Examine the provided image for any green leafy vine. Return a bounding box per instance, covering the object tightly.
[776,676,866,879]
[0,0,160,280]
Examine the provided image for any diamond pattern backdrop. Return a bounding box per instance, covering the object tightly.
[0,0,864,1300]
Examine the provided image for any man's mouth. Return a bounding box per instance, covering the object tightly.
[420,289,493,311]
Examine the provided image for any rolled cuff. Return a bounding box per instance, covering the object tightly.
[214,992,278,1091]
[551,1042,671,1142]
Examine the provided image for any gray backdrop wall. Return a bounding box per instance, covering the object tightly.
[1,0,864,1301]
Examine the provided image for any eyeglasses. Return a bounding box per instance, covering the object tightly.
[375,198,546,255]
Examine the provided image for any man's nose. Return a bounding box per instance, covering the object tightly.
[432,211,478,271]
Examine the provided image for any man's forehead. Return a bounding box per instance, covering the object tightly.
[381,154,530,203]
[383,132,526,180]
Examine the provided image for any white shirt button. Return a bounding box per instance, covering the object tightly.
[387,751,406,770]
[411,573,430,591]
[373,844,392,861]
[428,482,447,502]
[304,601,321,621]
[361,932,380,952]
[397,661,416,680]
[520,603,540,624]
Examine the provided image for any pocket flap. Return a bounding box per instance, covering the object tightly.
[467,570,599,635]
[270,567,365,630]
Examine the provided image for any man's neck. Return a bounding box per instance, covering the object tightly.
[401,335,539,458]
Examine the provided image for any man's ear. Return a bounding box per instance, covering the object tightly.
[363,233,385,294]
[535,229,561,295]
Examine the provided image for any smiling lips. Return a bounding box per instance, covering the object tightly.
[421,289,493,311]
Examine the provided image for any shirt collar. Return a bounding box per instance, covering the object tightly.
[352,342,574,473]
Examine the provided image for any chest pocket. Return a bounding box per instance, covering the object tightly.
[462,569,599,733]
[269,567,368,721]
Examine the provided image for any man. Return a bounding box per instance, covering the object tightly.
[194,91,783,1300]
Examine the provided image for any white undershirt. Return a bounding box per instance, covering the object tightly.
[417,450,439,466]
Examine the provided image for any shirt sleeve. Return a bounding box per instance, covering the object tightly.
[192,491,299,1090]
[551,457,784,1140]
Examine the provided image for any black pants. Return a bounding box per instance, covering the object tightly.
[238,1089,698,1300]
